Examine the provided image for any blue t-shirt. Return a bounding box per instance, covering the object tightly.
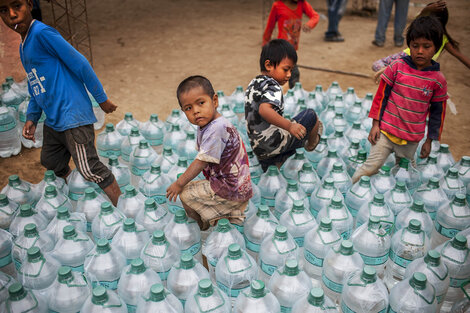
[20,20,107,131]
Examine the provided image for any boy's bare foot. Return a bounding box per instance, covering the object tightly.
[305,120,323,151]
[102,179,122,206]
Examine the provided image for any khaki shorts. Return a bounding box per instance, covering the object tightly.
[179,180,248,226]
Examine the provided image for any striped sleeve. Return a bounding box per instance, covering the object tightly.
[369,79,392,121]
[380,61,397,86]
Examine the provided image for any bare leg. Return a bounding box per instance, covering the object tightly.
[102,179,121,207]
[305,119,321,151]
[182,201,210,230]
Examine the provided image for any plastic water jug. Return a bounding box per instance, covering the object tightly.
[316,149,346,179]
[116,113,140,137]
[117,185,146,219]
[168,157,189,182]
[1,81,25,109]
[9,204,48,238]
[343,87,358,106]
[231,86,245,116]
[243,205,278,261]
[164,210,202,263]
[332,95,346,114]
[117,258,162,312]
[176,129,197,161]
[140,114,165,154]
[80,285,128,312]
[304,136,328,168]
[165,109,184,131]
[326,112,347,135]
[184,279,231,313]
[345,122,369,151]
[0,228,16,275]
[163,124,186,153]
[384,181,413,216]
[274,180,309,220]
[361,93,373,111]
[90,95,105,131]
[12,224,54,271]
[309,177,343,218]
[344,176,375,217]
[34,170,69,200]
[320,104,336,136]
[135,283,184,313]
[389,272,437,313]
[279,200,317,248]
[91,202,125,242]
[371,165,396,194]
[396,200,434,238]
[129,139,158,186]
[18,100,45,148]
[346,150,368,177]
[291,287,338,313]
[418,154,446,182]
[281,149,310,181]
[297,163,320,197]
[0,106,21,158]
[111,218,149,264]
[340,266,389,313]
[436,144,455,173]
[284,90,296,116]
[345,101,365,124]
[97,124,124,163]
[455,156,470,186]
[84,238,126,290]
[67,169,99,205]
[120,127,145,165]
[220,103,239,126]
[317,196,354,240]
[76,187,108,232]
[234,279,281,313]
[2,282,47,313]
[44,206,87,243]
[246,149,263,184]
[138,165,171,205]
[35,185,73,221]
[268,259,312,313]
[392,158,421,193]
[306,92,323,113]
[384,219,430,290]
[0,271,16,303]
[413,177,449,220]
[356,193,395,230]
[51,225,94,272]
[314,85,326,107]
[1,175,36,206]
[135,198,171,234]
[0,194,19,230]
[141,230,180,282]
[440,167,466,200]
[258,165,287,208]
[327,131,349,156]
[351,216,391,277]
[17,246,60,291]
[341,139,360,166]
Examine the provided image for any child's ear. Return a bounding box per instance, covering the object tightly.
[213,93,219,108]
[264,59,273,71]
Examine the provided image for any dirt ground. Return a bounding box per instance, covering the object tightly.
[0,0,469,185]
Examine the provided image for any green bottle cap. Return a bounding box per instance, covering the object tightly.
[330,196,343,208]
[427,177,440,188]
[96,238,111,254]
[138,139,149,149]
[407,219,422,233]
[257,205,270,218]
[250,280,266,298]
[332,162,343,172]
[150,164,161,174]
[427,154,438,164]
[92,286,109,305]
[424,250,441,267]
[44,170,56,182]
[198,279,214,297]
[267,166,279,176]
[84,187,97,200]
[446,168,459,178]
[177,157,188,167]
[319,217,332,231]
[124,112,133,121]
[100,202,114,214]
[380,165,391,174]
[286,180,298,192]
[439,144,449,153]
[19,204,33,217]
[149,283,166,302]
[8,283,27,301]
[410,200,425,212]
[228,243,242,260]
[368,216,380,227]
[180,252,195,269]
[315,85,323,92]
[56,206,70,220]
[23,223,38,237]
[274,225,288,241]
[301,163,313,172]
[284,259,300,276]
[324,177,335,188]
[174,210,188,223]
[130,258,146,274]
[163,146,173,156]
[124,185,137,197]
[58,266,73,284]
[44,185,58,198]
[451,234,468,250]
[410,272,427,290]
[339,240,354,255]
[357,150,367,161]
[359,176,371,186]
[27,246,42,262]
[108,155,119,166]
[152,230,167,245]
[144,198,157,211]
[307,288,325,306]
[453,194,466,206]
[150,114,159,122]
[0,194,8,206]
[395,181,407,191]
[361,266,377,283]
[105,123,114,133]
[171,109,180,116]
[292,200,304,213]
[399,158,410,168]
[130,127,140,137]
[123,218,136,232]
[461,156,470,166]
[350,139,360,149]
[63,225,77,239]
[327,149,338,158]
[215,219,231,233]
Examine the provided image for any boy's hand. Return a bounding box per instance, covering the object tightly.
[22,121,36,142]
[302,24,312,33]
[166,182,183,202]
[368,125,381,145]
[420,139,432,159]
[99,99,118,113]
[289,122,307,140]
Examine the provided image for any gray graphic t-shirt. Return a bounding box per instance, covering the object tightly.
[245,75,291,159]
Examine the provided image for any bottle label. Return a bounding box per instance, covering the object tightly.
[93,279,119,290]
[341,302,386,313]
[304,249,323,267]
[261,197,275,208]
[168,204,183,214]
[98,149,120,158]
[0,119,16,132]
[153,195,167,205]
[126,304,137,313]
[216,281,244,298]
[322,273,343,294]
[340,231,350,240]
[435,222,460,239]
[450,277,468,288]
[69,192,82,201]
[70,264,84,273]
[232,223,244,234]
[131,166,147,177]
[157,268,171,281]
[428,211,436,220]
[245,237,260,253]
[280,305,292,313]
[0,252,12,267]
[260,260,277,276]
[251,177,260,185]
[148,139,163,146]
[182,242,201,256]
[388,249,411,268]
[359,252,389,266]
[294,237,304,247]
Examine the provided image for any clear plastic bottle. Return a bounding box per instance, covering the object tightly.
[413,177,449,220]
[280,200,317,248]
[111,218,149,264]
[309,177,343,218]
[135,198,171,234]
[344,176,375,218]
[46,266,91,313]
[138,165,171,205]
[346,150,368,178]
[0,271,16,303]
[84,238,126,290]
[455,156,470,186]
[332,94,346,114]
[389,272,437,313]
[1,79,25,109]
[384,219,431,291]
[291,287,339,313]
[274,180,309,220]
[184,279,231,313]
[440,167,466,200]
[163,124,186,152]
[258,225,299,284]
[18,100,45,149]
[314,85,326,107]
[340,266,389,313]
[268,259,312,312]
[243,205,278,261]
[1,175,36,206]
[51,225,94,272]
[0,193,19,229]
[117,258,162,312]
[384,181,413,217]
[34,170,69,200]
[322,162,352,195]
[167,252,210,307]
[231,86,245,116]
[351,216,391,278]
[246,149,263,185]
[116,112,140,137]
[97,124,124,163]
[234,279,281,313]
[321,240,364,304]
[345,122,369,151]
[0,228,16,276]
[418,154,446,182]
[17,247,60,291]
[220,103,239,126]
[80,285,128,312]
[361,93,373,112]
[164,109,183,130]
[432,194,470,248]
[129,139,158,186]
[297,163,320,198]
[202,219,245,278]
[320,104,337,136]
[327,131,349,156]
[306,92,323,113]
[392,158,421,193]
[284,89,297,116]
[120,127,145,165]
[2,282,47,313]
[91,96,105,130]
[117,185,146,219]
[67,169,99,205]
[168,157,189,182]
[215,243,258,304]
[343,87,358,107]
[91,202,125,242]
[317,196,354,240]
[140,114,165,154]
[438,235,470,312]
[9,204,48,238]
[257,165,287,209]
[164,210,202,263]
[108,155,131,192]
[12,224,54,271]
[404,250,450,311]
[345,100,365,124]
[154,146,178,174]
[43,206,87,243]
[293,82,307,102]
[436,143,455,173]
[342,139,361,167]
[281,149,310,181]
[0,106,21,158]
[371,165,396,195]
[76,187,108,232]
[177,129,197,162]
[135,283,184,313]
[141,230,180,282]
[35,185,73,221]
[327,112,348,135]
[304,136,328,169]
[396,200,434,238]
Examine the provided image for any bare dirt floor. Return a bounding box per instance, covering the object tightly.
[0,0,469,185]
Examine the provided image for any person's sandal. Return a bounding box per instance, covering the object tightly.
[305,120,323,151]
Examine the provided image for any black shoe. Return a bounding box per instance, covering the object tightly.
[324,35,345,42]
[372,40,384,47]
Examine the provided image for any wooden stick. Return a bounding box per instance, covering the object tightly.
[298,64,372,79]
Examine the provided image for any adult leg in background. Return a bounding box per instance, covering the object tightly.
[393,0,410,46]
[374,0,394,45]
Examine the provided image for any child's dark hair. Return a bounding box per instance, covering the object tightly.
[176,75,215,106]
[418,2,459,49]
[406,16,443,53]
[260,39,297,72]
